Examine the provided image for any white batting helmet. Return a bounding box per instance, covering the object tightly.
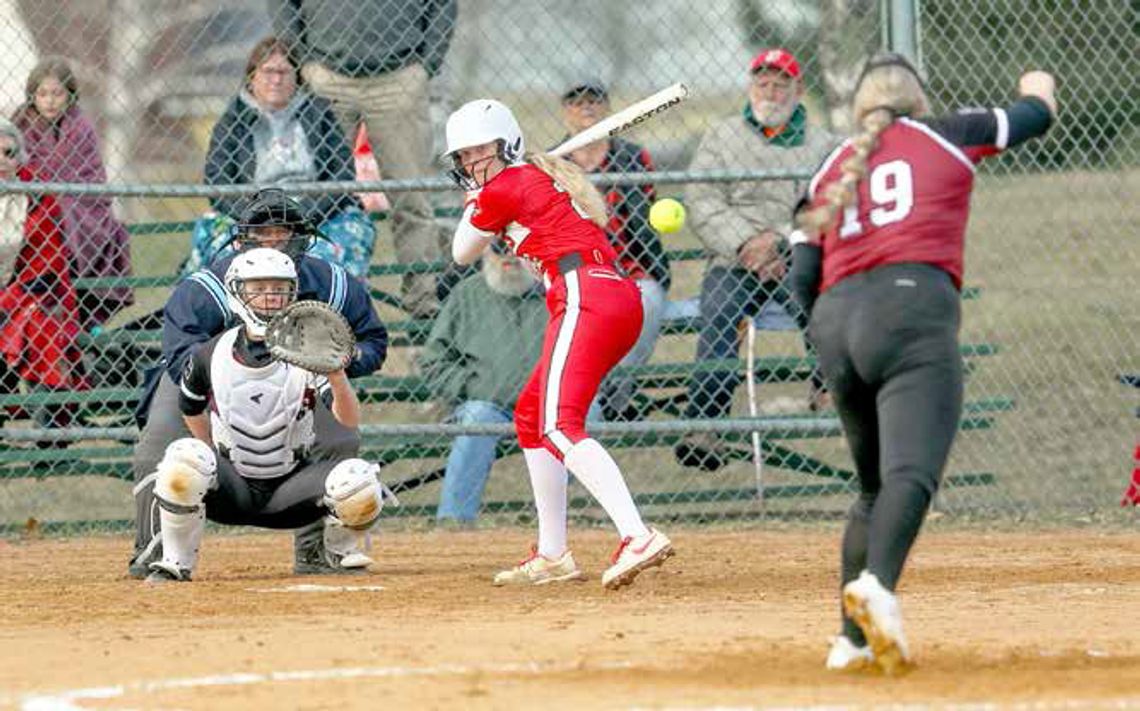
[225,247,298,338]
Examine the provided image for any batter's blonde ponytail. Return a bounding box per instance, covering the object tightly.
[797,61,928,235]
[526,152,608,227]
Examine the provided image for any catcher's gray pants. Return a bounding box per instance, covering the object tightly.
[130,372,360,563]
[205,458,340,529]
[809,262,962,640]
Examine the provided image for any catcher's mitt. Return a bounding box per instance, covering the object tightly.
[265,301,355,374]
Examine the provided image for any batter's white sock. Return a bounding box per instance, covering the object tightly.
[564,438,649,540]
[523,448,568,559]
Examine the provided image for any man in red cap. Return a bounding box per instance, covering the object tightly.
[675,48,839,471]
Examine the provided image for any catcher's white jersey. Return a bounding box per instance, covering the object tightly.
[205,328,321,479]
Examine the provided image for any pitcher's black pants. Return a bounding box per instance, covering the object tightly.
[810,263,963,644]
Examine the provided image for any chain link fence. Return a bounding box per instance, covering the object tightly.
[0,0,1135,535]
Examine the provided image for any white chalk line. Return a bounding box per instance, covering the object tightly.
[635,700,1140,711]
[244,583,387,593]
[13,659,633,711]
[11,661,1140,711]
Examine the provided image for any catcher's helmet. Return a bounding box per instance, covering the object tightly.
[225,247,298,338]
[233,188,317,259]
[443,99,525,190]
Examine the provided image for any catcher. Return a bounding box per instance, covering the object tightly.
[129,188,389,579]
[147,248,395,582]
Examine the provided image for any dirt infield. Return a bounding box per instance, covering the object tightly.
[1,527,1138,709]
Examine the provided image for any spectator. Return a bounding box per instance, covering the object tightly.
[272,0,458,318]
[417,242,547,525]
[0,117,88,438]
[559,78,671,421]
[673,48,839,472]
[12,57,133,331]
[190,36,376,279]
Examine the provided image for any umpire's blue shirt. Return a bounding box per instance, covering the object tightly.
[161,254,388,383]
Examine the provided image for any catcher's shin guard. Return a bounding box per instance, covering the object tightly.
[150,439,216,578]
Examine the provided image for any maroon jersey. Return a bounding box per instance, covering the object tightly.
[470,163,619,278]
[809,113,1008,292]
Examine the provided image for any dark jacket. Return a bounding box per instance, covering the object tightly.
[270,0,457,78]
[203,91,359,223]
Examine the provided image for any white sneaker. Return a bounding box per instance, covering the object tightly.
[825,635,874,671]
[493,546,584,586]
[601,528,674,590]
[842,571,912,675]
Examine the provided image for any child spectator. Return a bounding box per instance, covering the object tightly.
[12,57,133,331]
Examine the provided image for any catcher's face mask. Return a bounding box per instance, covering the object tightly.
[234,188,317,260]
[238,278,297,320]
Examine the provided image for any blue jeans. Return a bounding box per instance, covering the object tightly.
[684,266,794,419]
[437,400,513,522]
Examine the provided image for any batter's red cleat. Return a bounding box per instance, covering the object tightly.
[602,528,674,590]
[493,545,584,586]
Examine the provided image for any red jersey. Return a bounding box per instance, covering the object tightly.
[809,114,1006,292]
[470,163,618,278]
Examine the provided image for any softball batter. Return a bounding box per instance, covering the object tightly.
[442,99,674,590]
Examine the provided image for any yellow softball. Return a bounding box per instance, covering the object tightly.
[649,198,686,234]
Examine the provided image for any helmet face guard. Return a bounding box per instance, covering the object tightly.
[232,188,319,260]
[447,140,514,190]
[224,247,299,339]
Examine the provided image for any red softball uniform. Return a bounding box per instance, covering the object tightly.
[470,163,642,456]
[808,116,1004,293]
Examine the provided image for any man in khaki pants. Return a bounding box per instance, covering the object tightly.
[272,0,457,318]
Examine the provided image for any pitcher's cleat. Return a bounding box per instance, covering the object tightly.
[493,546,584,586]
[842,571,913,675]
[602,528,674,590]
[145,561,191,583]
[825,635,874,671]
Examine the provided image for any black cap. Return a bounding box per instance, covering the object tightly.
[561,78,608,103]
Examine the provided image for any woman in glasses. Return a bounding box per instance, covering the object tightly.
[192,36,375,279]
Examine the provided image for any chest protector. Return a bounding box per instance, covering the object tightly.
[209,328,316,479]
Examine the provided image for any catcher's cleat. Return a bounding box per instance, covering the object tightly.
[293,520,371,576]
[826,635,875,671]
[602,527,674,590]
[842,571,912,675]
[493,545,584,586]
[128,541,163,580]
[145,561,191,583]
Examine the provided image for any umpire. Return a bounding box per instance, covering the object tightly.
[127,189,389,579]
[791,55,1056,673]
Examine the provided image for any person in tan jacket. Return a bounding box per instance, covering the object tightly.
[675,48,839,471]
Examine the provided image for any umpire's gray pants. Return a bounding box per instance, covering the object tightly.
[130,372,361,558]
